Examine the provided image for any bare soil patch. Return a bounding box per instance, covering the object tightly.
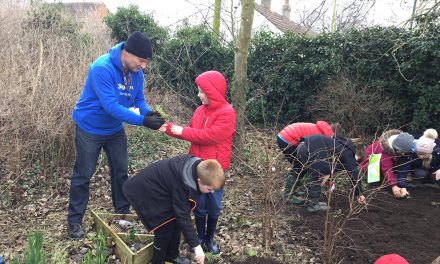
[295,185,440,264]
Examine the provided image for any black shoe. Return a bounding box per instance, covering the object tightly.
[290,195,306,205]
[206,237,220,254]
[67,223,85,239]
[166,256,191,264]
[306,202,329,213]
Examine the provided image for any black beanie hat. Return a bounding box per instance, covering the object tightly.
[124,31,153,59]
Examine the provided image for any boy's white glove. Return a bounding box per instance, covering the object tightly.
[193,245,205,264]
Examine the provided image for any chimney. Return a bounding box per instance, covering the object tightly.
[261,0,271,9]
[282,0,291,20]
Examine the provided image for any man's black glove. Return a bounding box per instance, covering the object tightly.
[148,111,163,118]
[143,111,165,130]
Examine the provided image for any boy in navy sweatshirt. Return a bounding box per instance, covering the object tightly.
[123,155,225,264]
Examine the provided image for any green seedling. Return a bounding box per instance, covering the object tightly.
[81,230,107,264]
[154,104,169,118]
[247,248,256,257]
[11,230,47,264]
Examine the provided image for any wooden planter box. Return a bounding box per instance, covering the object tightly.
[91,211,154,264]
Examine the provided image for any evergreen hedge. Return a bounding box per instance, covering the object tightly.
[105,7,440,134]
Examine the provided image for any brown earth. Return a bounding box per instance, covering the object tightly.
[2,121,439,264]
[295,185,440,264]
[231,256,284,264]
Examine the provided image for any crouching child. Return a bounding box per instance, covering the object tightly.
[291,134,365,213]
[122,155,225,264]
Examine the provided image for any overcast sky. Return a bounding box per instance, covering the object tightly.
[52,0,414,30]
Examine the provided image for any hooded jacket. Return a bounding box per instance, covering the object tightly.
[360,129,402,187]
[122,155,201,248]
[278,121,333,146]
[396,135,440,183]
[166,71,236,170]
[297,135,363,196]
[72,42,150,136]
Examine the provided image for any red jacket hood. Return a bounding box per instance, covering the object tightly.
[195,71,227,110]
[278,121,333,146]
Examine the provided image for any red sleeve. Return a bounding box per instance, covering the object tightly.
[380,153,397,187]
[165,123,184,140]
[181,110,236,145]
[316,121,333,136]
[359,144,373,171]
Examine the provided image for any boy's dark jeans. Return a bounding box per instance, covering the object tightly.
[295,142,323,203]
[152,221,181,264]
[194,188,224,218]
[67,126,130,225]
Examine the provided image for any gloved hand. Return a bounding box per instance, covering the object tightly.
[143,112,165,130]
[148,110,163,118]
[193,245,205,264]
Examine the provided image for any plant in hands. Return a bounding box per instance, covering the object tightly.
[154,104,169,118]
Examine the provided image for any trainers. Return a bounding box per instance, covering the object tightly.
[67,223,85,239]
[293,190,306,196]
[166,256,191,264]
[290,195,306,205]
[306,202,329,213]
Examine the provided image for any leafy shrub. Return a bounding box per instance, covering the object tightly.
[247,24,440,134]
[104,4,169,53]
[247,31,332,126]
[154,23,234,107]
[23,2,81,39]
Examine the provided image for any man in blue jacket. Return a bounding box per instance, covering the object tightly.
[67,31,165,239]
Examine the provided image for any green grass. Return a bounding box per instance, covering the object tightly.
[126,126,190,171]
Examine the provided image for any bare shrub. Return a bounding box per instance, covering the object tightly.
[0,2,111,194]
[308,75,399,139]
[232,127,286,251]
[286,144,376,264]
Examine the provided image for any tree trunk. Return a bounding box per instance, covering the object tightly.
[330,0,337,32]
[213,0,222,39]
[232,0,254,156]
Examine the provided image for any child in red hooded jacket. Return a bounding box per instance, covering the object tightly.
[277,121,336,201]
[160,70,236,254]
[277,121,334,163]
